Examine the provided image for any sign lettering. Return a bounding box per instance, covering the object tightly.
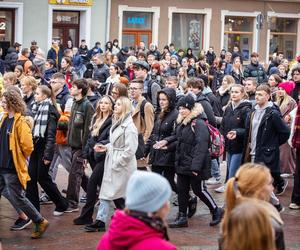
[127,17,145,25]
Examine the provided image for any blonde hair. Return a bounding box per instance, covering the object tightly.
[3,72,17,85]
[275,89,295,114]
[223,200,276,250]
[113,96,132,122]
[20,76,38,91]
[125,56,137,69]
[222,163,271,233]
[223,75,235,86]
[91,96,113,137]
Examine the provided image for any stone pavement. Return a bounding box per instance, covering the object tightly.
[1,165,300,250]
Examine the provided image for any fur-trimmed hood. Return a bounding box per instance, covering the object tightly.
[177,103,205,125]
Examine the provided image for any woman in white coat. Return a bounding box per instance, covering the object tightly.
[85,96,138,232]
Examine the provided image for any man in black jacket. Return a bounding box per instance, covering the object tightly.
[245,84,290,210]
[66,79,94,212]
[244,52,267,84]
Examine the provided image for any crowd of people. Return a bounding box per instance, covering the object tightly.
[0,37,300,250]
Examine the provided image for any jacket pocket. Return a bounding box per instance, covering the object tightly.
[74,111,84,128]
[262,147,276,164]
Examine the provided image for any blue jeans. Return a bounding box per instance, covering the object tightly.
[227,153,243,179]
[211,158,221,179]
[0,173,43,223]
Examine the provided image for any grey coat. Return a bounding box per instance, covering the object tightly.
[99,114,138,200]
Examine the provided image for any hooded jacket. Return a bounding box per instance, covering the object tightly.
[98,210,176,250]
[146,88,178,167]
[173,103,211,179]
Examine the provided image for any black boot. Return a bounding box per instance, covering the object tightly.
[168,212,188,228]
[73,216,93,225]
[84,220,105,232]
[209,207,224,226]
[187,196,197,218]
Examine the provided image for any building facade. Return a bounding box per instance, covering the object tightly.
[109,0,300,62]
[0,0,108,54]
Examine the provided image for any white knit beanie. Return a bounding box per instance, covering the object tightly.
[125,171,172,213]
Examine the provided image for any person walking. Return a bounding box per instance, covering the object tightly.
[66,79,94,212]
[84,96,138,232]
[73,96,114,225]
[0,86,49,239]
[168,95,223,228]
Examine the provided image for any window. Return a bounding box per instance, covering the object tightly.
[224,16,254,60]
[171,13,204,53]
[122,11,152,48]
[269,17,298,60]
[0,9,14,44]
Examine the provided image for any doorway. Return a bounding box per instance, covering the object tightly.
[122,30,152,49]
[52,10,80,48]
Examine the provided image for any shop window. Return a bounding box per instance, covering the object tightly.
[269,17,298,60]
[122,11,152,48]
[224,16,254,60]
[0,9,15,55]
[171,13,204,53]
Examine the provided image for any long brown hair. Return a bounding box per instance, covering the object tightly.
[90,96,114,137]
[223,200,276,250]
[37,85,56,107]
[2,86,26,114]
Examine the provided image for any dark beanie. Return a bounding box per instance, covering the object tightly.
[177,95,195,110]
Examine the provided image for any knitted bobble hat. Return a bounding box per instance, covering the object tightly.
[125,171,172,213]
[177,94,195,110]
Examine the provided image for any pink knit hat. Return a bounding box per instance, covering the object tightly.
[278,81,296,95]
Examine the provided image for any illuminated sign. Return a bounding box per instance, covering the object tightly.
[127,17,145,25]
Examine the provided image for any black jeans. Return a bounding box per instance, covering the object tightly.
[26,147,68,212]
[177,173,217,214]
[152,165,177,193]
[292,149,300,204]
[66,148,89,206]
[78,161,104,221]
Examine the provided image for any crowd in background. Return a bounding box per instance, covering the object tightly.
[0,37,300,250]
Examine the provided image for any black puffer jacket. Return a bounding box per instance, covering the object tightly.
[83,115,112,166]
[221,101,252,154]
[34,105,60,161]
[174,104,211,179]
[243,62,267,84]
[146,88,178,167]
[84,63,109,84]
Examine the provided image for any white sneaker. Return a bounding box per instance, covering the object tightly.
[53,210,64,216]
[289,203,300,210]
[206,177,222,185]
[215,186,226,193]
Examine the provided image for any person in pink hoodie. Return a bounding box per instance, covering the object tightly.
[97,171,177,250]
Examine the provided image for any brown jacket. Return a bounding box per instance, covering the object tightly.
[132,96,154,142]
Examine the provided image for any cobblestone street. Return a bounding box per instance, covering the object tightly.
[1,165,300,250]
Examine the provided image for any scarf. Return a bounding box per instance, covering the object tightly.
[31,98,52,138]
[52,44,59,65]
[292,102,300,149]
[127,210,170,241]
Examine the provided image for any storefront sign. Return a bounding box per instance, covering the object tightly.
[49,0,93,6]
[0,18,6,35]
[127,17,145,25]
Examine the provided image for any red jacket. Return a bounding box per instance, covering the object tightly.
[97,210,177,250]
